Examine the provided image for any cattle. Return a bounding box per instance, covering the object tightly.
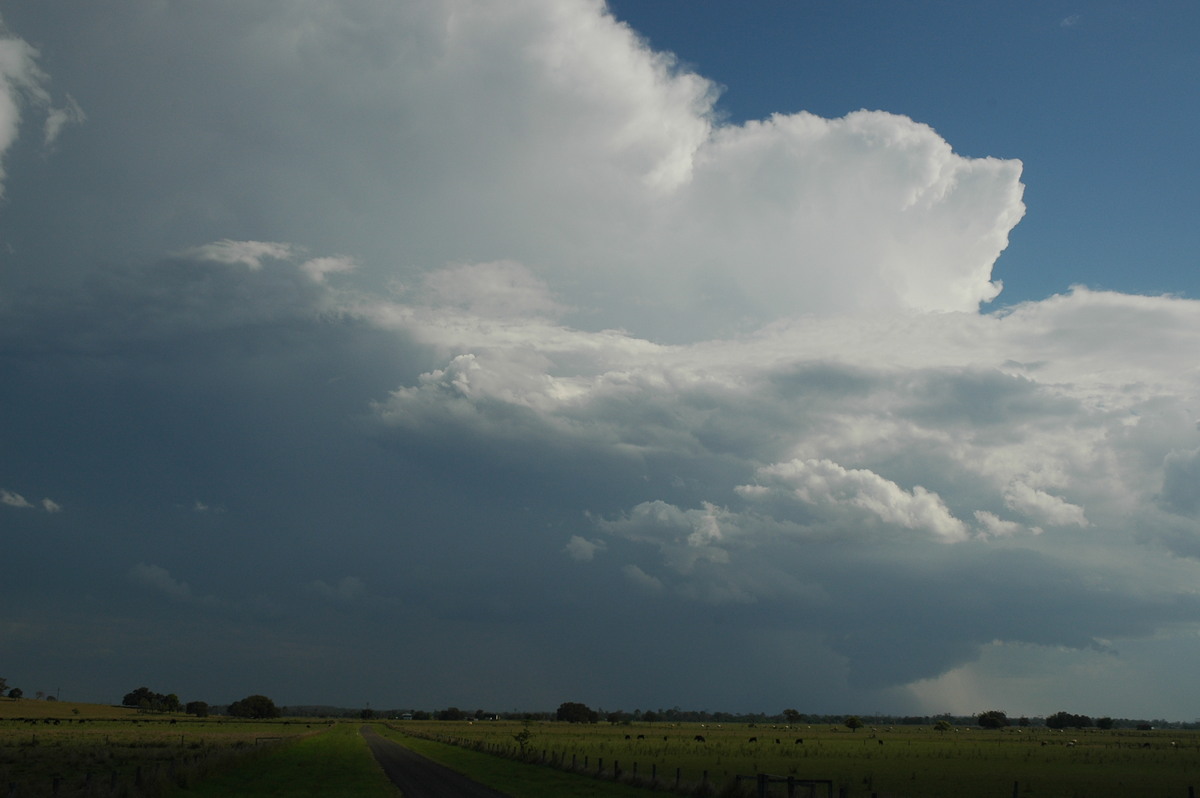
[795,738,804,744]
[694,735,706,743]
[748,737,757,743]
[624,734,631,740]
[878,739,884,746]
[637,734,645,740]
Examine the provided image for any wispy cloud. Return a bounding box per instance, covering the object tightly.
[1,489,33,509]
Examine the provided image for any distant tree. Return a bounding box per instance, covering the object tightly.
[227,695,280,719]
[934,719,952,732]
[642,710,659,723]
[436,707,466,721]
[0,677,7,695]
[556,701,598,724]
[782,709,802,725]
[8,688,22,699]
[1045,711,1092,729]
[163,694,182,713]
[360,708,376,720]
[977,710,1009,729]
[123,687,170,711]
[1018,716,1030,727]
[844,715,863,732]
[35,691,44,701]
[412,710,431,720]
[185,701,209,717]
[1096,717,1114,730]
[45,695,56,701]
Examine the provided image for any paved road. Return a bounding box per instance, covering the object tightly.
[360,726,511,798]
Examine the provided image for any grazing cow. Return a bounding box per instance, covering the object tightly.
[637,734,645,740]
[694,735,706,743]
[748,737,757,743]
[878,739,884,746]
[775,739,781,744]
[795,738,804,744]
[625,735,631,740]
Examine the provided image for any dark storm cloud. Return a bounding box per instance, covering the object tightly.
[2,1,1200,718]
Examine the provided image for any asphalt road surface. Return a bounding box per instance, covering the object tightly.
[360,726,511,797]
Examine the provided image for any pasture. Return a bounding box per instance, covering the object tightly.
[389,719,1200,798]
[0,699,325,797]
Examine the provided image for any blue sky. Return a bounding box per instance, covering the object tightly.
[610,0,1200,305]
[2,1,1200,721]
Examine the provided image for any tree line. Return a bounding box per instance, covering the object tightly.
[121,686,278,719]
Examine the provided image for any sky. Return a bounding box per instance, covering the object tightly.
[1,0,1199,720]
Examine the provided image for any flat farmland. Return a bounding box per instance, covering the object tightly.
[0,700,324,797]
[389,720,1200,798]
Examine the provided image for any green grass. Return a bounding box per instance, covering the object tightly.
[169,722,399,797]
[0,715,319,795]
[388,720,1200,798]
[377,726,659,798]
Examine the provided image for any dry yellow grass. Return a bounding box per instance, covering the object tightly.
[0,697,143,719]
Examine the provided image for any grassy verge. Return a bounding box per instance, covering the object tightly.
[171,723,398,798]
[377,727,658,798]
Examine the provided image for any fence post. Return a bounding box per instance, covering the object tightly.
[1012,781,1019,798]
[758,773,769,798]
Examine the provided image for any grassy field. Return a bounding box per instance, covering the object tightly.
[5,698,1200,798]
[171,723,398,798]
[388,719,1200,798]
[0,698,327,797]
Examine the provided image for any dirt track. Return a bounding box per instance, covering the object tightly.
[360,726,511,797]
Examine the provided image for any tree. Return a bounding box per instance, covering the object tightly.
[844,715,863,732]
[512,721,534,754]
[360,708,376,720]
[556,701,598,723]
[782,709,803,725]
[123,687,171,711]
[934,719,952,732]
[1045,711,1092,730]
[8,688,22,699]
[1096,716,1114,730]
[977,710,1009,729]
[186,701,209,717]
[436,707,466,721]
[0,677,7,695]
[227,694,280,719]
